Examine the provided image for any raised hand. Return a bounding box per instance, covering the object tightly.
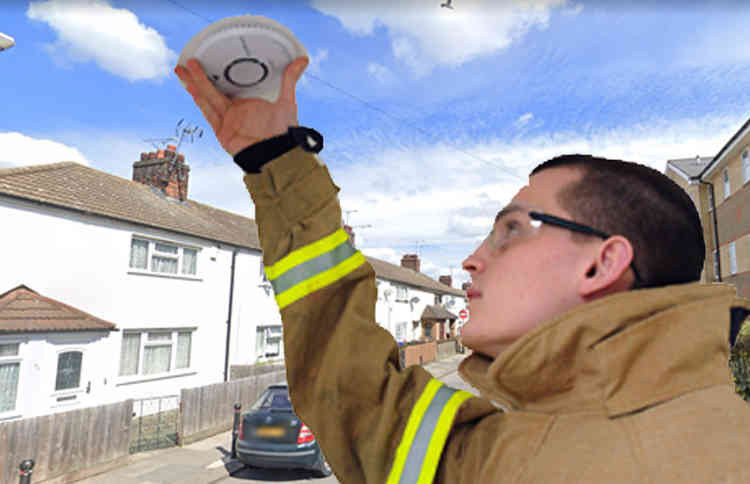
[174,57,309,156]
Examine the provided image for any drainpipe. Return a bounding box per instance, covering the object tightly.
[224,250,238,382]
[698,180,721,282]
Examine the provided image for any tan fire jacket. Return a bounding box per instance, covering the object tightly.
[243,147,750,484]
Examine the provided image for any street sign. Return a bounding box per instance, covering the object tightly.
[459,309,468,320]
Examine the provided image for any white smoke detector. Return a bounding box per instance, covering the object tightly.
[178,15,308,102]
[0,32,15,51]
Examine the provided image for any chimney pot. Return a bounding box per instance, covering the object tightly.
[439,275,452,287]
[401,254,420,273]
[133,148,190,201]
[167,145,177,151]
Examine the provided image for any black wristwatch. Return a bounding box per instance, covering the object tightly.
[233,126,324,173]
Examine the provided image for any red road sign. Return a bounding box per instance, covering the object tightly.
[459,309,468,320]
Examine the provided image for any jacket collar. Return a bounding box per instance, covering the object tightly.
[458,283,740,416]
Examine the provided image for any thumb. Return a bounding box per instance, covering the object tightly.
[279,57,308,104]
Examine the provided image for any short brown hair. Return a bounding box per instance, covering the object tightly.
[531,154,705,289]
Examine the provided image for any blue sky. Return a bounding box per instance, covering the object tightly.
[2,0,750,286]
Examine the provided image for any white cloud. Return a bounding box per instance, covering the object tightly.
[368,62,395,84]
[0,132,90,167]
[311,0,568,77]
[514,112,534,128]
[331,113,745,281]
[26,0,176,82]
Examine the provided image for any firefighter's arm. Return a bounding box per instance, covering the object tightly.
[243,148,497,483]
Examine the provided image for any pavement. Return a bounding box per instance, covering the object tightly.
[74,353,474,484]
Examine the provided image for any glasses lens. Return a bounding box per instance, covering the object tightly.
[487,210,537,250]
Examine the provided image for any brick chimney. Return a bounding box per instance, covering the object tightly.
[133,145,190,201]
[343,224,355,247]
[401,254,420,272]
[439,275,452,287]
[461,282,471,291]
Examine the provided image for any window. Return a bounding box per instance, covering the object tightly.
[0,343,21,413]
[434,294,442,305]
[129,237,199,276]
[256,325,282,358]
[55,351,82,391]
[396,285,408,301]
[395,323,407,342]
[707,186,714,210]
[723,168,730,199]
[119,330,193,377]
[713,250,720,281]
[729,242,737,275]
[743,148,749,184]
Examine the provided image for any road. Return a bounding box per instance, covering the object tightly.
[211,356,478,484]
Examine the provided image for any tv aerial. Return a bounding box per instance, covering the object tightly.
[143,119,204,152]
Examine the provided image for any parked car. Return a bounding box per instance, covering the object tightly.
[236,384,332,477]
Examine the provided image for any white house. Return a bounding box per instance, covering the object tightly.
[0,147,468,421]
[0,285,117,421]
[0,146,282,420]
[366,253,468,344]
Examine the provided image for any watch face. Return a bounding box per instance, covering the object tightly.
[178,15,308,101]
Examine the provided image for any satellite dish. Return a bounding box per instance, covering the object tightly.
[178,15,308,102]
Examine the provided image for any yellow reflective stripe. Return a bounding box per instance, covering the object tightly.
[386,380,443,484]
[265,228,350,281]
[274,251,366,310]
[416,390,474,484]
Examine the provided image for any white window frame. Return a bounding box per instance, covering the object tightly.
[256,325,283,359]
[396,285,408,302]
[117,329,195,382]
[723,168,730,199]
[743,148,750,185]
[729,242,737,275]
[128,236,201,279]
[0,341,23,418]
[707,186,714,211]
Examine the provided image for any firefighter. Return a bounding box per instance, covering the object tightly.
[176,57,750,483]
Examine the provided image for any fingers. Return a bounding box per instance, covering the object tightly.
[279,57,309,105]
[184,59,231,113]
[175,64,222,130]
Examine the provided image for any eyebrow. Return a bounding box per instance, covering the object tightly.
[494,204,526,223]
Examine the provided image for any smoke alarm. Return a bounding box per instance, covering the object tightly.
[178,15,308,102]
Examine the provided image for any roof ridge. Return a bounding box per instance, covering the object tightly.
[0,161,79,178]
[188,199,255,222]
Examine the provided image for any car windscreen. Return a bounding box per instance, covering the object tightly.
[250,388,293,411]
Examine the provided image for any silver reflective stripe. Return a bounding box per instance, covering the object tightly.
[269,240,356,294]
[398,385,456,484]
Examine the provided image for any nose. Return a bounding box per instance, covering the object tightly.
[462,244,485,275]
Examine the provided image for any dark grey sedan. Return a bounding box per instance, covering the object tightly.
[236,384,332,478]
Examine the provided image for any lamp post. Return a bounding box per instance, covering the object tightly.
[0,32,15,52]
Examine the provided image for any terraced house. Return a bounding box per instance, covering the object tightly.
[0,146,466,420]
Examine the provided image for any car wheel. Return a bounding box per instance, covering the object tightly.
[312,449,332,478]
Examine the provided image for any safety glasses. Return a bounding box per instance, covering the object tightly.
[484,205,643,285]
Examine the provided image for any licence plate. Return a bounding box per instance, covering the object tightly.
[256,426,284,437]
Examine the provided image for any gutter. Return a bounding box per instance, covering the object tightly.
[224,249,238,382]
[697,179,721,282]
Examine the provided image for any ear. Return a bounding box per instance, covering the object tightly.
[578,236,635,299]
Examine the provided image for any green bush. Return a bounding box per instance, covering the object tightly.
[729,322,750,404]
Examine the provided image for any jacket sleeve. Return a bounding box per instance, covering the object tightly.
[243,147,498,483]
